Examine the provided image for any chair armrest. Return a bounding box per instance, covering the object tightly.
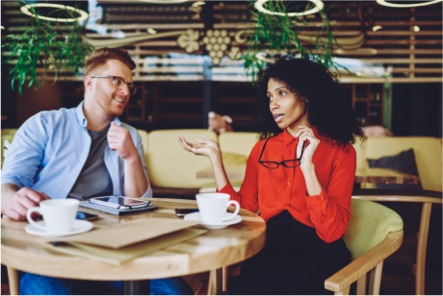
[352,193,442,295]
[325,230,403,294]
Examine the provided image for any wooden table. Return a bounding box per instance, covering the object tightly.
[196,165,420,185]
[1,198,266,295]
[355,167,420,185]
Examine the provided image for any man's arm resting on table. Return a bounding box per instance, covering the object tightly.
[1,183,50,221]
[123,156,150,197]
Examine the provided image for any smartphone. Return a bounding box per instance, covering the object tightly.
[175,208,199,217]
[76,211,99,221]
[89,196,150,210]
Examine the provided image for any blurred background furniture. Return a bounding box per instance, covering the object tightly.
[1,128,17,167]
[352,136,442,192]
[3,128,441,197]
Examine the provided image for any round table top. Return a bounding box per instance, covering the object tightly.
[1,198,266,281]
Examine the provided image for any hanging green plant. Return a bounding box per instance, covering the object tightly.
[1,1,94,94]
[243,0,339,78]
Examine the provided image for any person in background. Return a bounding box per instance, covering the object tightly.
[178,55,365,294]
[1,47,193,295]
[207,111,233,134]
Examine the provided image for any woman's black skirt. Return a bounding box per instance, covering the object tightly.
[229,210,352,295]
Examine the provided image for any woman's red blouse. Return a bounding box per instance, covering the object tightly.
[220,128,356,243]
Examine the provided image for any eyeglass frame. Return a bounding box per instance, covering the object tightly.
[258,136,305,169]
[90,75,137,95]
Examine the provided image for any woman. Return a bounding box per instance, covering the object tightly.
[178,55,365,294]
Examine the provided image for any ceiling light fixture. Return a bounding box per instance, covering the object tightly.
[20,3,89,23]
[376,0,443,8]
[137,0,189,3]
[372,25,383,32]
[254,0,324,17]
[147,28,157,34]
[192,1,206,7]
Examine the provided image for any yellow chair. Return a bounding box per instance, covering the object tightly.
[325,198,404,295]
[1,129,17,167]
[351,193,442,295]
[146,129,217,189]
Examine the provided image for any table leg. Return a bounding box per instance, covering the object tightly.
[123,280,150,295]
[208,268,223,295]
[6,266,19,295]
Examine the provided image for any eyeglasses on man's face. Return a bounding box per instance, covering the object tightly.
[258,137,305,169]
[90,75,137,96]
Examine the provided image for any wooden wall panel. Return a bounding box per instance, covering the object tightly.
[2,0,442,83]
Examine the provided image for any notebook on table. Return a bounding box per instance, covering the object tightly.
[45,218,205,265]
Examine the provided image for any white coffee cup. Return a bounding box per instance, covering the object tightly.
[26,199,80,234]
[196,193,240,224]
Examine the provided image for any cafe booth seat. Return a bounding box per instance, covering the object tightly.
[142,129,258,199]
[144,129,218,198]
[3,128,441,194]
[2,128,441,194]
[143,130,442,197]
[1,129,17,167]
[352,136,442,192]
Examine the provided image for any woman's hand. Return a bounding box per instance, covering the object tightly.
[177,136,229,189]
[295,126,322,196]
[177,136,221,159]
[294,126,320,170]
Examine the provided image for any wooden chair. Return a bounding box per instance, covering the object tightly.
[219,198,403,295]
[325,198,404,295]
[351,191,442,295]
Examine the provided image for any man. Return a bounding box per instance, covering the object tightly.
[1,47,193,295]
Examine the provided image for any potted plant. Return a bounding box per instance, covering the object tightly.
[243,0,339,77]
[1,2,94,94]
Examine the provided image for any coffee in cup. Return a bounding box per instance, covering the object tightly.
[196,192,240,224]
[26,199,80,234]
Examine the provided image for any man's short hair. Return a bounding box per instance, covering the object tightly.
[84,47,136,75]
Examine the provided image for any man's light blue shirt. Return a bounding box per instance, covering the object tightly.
[1,102,152,199]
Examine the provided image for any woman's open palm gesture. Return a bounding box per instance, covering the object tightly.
[177,136,220,158]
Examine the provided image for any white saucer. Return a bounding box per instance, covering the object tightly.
[25,220,93,237]
[184,212,242,229]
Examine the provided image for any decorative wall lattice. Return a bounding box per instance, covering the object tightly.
[2,1,442,83]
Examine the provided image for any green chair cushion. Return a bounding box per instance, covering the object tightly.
[345,199,404,259]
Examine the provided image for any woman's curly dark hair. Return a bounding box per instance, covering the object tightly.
[256,55,365,147]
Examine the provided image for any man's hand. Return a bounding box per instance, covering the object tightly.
[107,122,138,161]
[3,186,50,221]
